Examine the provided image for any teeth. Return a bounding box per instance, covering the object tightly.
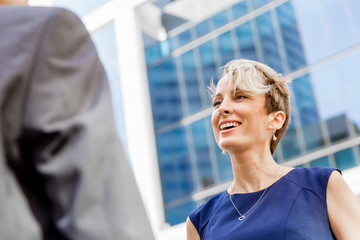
[220,122,240,130]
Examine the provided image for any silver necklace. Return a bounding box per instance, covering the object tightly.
[229,166,280,221]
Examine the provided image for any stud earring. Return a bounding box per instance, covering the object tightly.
[222,150,226,155]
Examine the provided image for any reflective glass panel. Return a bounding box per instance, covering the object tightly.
[235,22,257,61]
[292,75,324,150]
[310,63,349,142]
[291,0,332,63]
[217,31,235,66]
[145,39,172,65]
[232,1,248,19]
[178,29,192,47]
[335,52,360,133]
[334,148,357,170]
[199,41,218,89]
[195,19,212,37]
[281,98,301,159]
[165,200,196,226]
[310,156,331,167]
[191,119,214,188]
[212,10,230,29]
[181,50,202,114]
[276,2,307,72]
[255,12,283,73]
[147,59,183,128]
[319,0,357,54]
[157,127,193,203]
[326,114,350,143]
[251,0,270,9]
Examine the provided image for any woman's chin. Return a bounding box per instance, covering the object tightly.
[220,142,243,152]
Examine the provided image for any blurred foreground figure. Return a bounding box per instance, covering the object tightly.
[0,4,154,240]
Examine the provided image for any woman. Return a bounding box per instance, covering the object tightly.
[186,59,360,239]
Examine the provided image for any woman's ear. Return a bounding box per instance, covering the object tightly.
[268,111,286,130]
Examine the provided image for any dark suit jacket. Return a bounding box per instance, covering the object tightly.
[0,6,154,240]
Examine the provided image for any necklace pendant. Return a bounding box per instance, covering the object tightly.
[238,215,245,221]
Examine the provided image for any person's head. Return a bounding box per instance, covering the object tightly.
[0,0,28,5]
[210,59,291,155]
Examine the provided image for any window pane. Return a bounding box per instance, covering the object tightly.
[319,0,357,53]
[292,75,324,150]
[178,29,192,47]
[157,127,193,203]
[251,0,270,9]
[326,114,350,143]
[334,148,357,170]
[336,52,360,133]
[310,63,349,142]
[145,39,172,65]
[235,22,257,61]
[195,19,212,37]
[212,10,230,29]
[191,119,214,188]
[217,31,235,66]
[276,2,307,71]
[147,59,183,128]
[281,127,301,159]
[310,63,345,120]
[291,0,332,63]
[310,156,331,167]
[181,50,202,114]
[255,12,283,73]
[165,200,196,226]
[281,98,301,160]
[199,41,218,89]
[232,1,248,19]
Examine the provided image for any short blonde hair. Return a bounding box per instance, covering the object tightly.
[209,59,291,155]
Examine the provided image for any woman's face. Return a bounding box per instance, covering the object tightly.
[211,77,272,153]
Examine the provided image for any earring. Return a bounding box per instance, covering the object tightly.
[272,130,277,141]
[222,150,226,155]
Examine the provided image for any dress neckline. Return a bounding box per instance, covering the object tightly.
[226,168,295,196]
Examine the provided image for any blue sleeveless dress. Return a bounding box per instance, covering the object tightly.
[189,167,338,239]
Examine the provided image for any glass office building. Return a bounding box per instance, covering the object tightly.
[143,0,360,226]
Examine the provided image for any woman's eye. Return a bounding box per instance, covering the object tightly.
[235,95,246,100]
[212,100,222,108]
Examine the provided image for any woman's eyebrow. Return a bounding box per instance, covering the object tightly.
[213,92,223,99]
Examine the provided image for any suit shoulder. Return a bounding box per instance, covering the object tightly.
[0,6,82,29]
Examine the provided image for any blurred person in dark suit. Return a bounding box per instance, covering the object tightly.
[0,2,154,240]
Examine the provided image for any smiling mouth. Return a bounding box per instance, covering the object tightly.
[220,122,241,131]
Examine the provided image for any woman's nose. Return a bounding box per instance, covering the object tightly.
[218,102,233,115]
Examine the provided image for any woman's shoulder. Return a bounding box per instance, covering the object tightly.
[282,166,340,202]
[188,190,228,233]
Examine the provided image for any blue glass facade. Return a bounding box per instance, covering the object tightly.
[144,0,360,225]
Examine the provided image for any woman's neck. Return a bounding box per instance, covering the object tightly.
[228,149,280,194]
